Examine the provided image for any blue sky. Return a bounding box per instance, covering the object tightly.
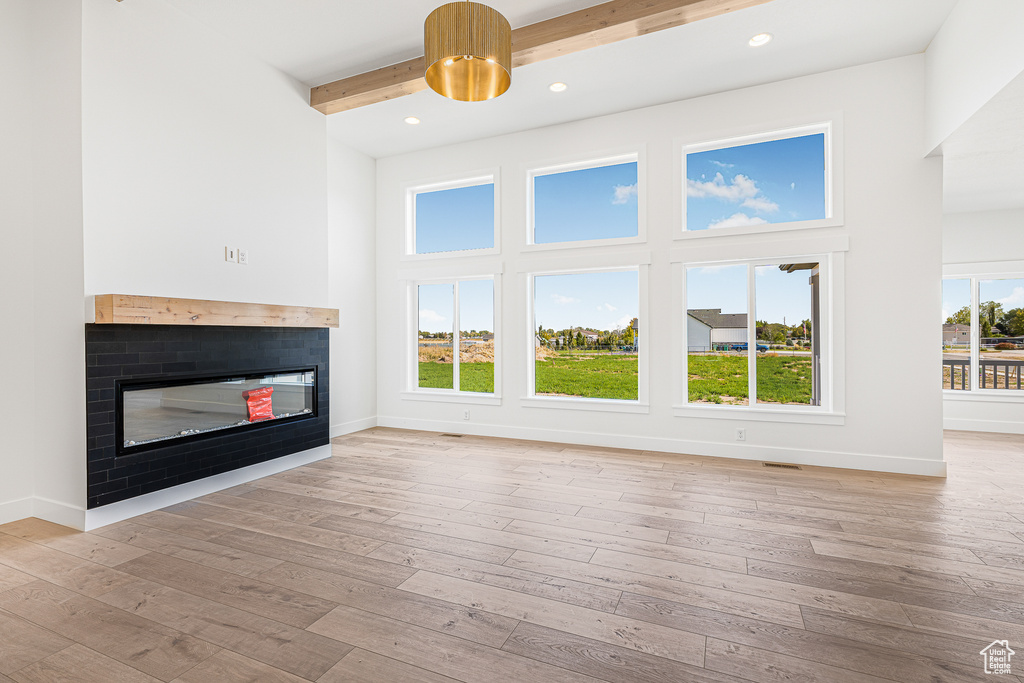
[686,133,825,231]
[534,162,638,244]
[535,271,638,332]
[942,279,970,323]
[416,183,494,254]
[418,280,493,334]
[687,265,814,325]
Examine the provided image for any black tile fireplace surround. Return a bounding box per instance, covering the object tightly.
[86,324,329,509]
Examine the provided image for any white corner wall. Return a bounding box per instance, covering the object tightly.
[0,0,40,524]
[328,138,378,436]
[81,0,329,307]
[0,0,87,527]
[376,55,945,476]
[943,208,1024,433]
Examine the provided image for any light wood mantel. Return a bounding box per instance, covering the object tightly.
[89,295,339,328]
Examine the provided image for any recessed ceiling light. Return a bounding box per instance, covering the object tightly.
[404,116,421,125]
[549,82,568,93]
[749,33,773,47]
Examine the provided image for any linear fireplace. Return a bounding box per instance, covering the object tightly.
[118,367,317,455]
[86,323,330,509]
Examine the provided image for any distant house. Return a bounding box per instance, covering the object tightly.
[580,329,600,342]
[687,309,747,350]
[942,323,970,344]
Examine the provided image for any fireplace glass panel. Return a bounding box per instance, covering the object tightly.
[121,369,315,449]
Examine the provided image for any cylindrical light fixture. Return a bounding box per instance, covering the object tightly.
[424,1,512,102]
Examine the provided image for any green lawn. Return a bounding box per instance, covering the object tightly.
[419,362,494,393]
[419,353,812,404]
[535,353,638,400]
[688,354,813,404]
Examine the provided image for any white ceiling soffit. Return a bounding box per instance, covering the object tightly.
[942,70,1024,214]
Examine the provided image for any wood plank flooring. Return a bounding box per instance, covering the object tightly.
[1,428,1023,682]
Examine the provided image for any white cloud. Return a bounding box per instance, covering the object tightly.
[615,315,634,329]
[687,172,759,201]
[612,183,638,204]
[551,294,579,305]
[706,213,769,230]
[710,160,735,169]
[418,309,446,324]
[790,182,796,190]
[596,303,617,312]
[997,286,1024,308]
[741,196,779,213]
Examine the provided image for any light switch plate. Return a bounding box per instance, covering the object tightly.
[225,246,237,262]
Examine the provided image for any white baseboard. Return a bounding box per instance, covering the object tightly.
[943,417,1024,435]
[331,416,377,439]
[377,415,947,477]
[0,497,34,527]
[80,445,332,532]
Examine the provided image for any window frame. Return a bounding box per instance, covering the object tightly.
[522,261,650,413]
[674,251,843,424]
[942,262,1024,402]
[404,170,501,260]
[679,121,842,239]
[525,151,646,251]
[402,272,502,405]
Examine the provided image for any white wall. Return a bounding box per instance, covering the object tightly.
[943,208,1024,433]
[0,0,39,523]
[0,0,87,527]
[376,56,945,476]
[944,209,1024,264]
[327,138,378,436]
[925,0,1024,154]
[30,0,88,527]
[81,0,329,307]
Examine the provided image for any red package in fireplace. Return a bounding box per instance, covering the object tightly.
[242,386,275,421]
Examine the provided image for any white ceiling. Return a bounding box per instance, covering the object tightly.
[160,0,1024,214]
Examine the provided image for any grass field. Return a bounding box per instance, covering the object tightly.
[689,354,813,404]
[419,362,495,393]
[535,353,638,400]
[420,352,812,404]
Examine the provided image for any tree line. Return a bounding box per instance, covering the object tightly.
[946,302,1024,337]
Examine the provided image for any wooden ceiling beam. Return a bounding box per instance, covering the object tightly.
[310,0,774,115]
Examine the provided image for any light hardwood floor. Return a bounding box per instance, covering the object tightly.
[1,428,1023,682]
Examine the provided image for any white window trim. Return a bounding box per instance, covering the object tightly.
[525,150,646,251]
[678,120,843,239]
[403,169,501,260]
[673,252,845,423]
[404,274,501,400]
[941,263,1024,398]
[523,264,649,413]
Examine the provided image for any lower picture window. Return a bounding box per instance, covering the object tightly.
[686,260,823,408]
[533,270,639,401]
[417,278,494,394]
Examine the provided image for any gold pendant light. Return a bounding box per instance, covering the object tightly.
[424,1,512,102]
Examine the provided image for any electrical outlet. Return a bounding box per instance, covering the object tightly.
[238,249,248,265]
[736,428,746,442]
[463,409,470,420]
[225,246,237,262]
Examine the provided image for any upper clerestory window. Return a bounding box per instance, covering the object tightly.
[409,176,497,255]
[683,124,835,235]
